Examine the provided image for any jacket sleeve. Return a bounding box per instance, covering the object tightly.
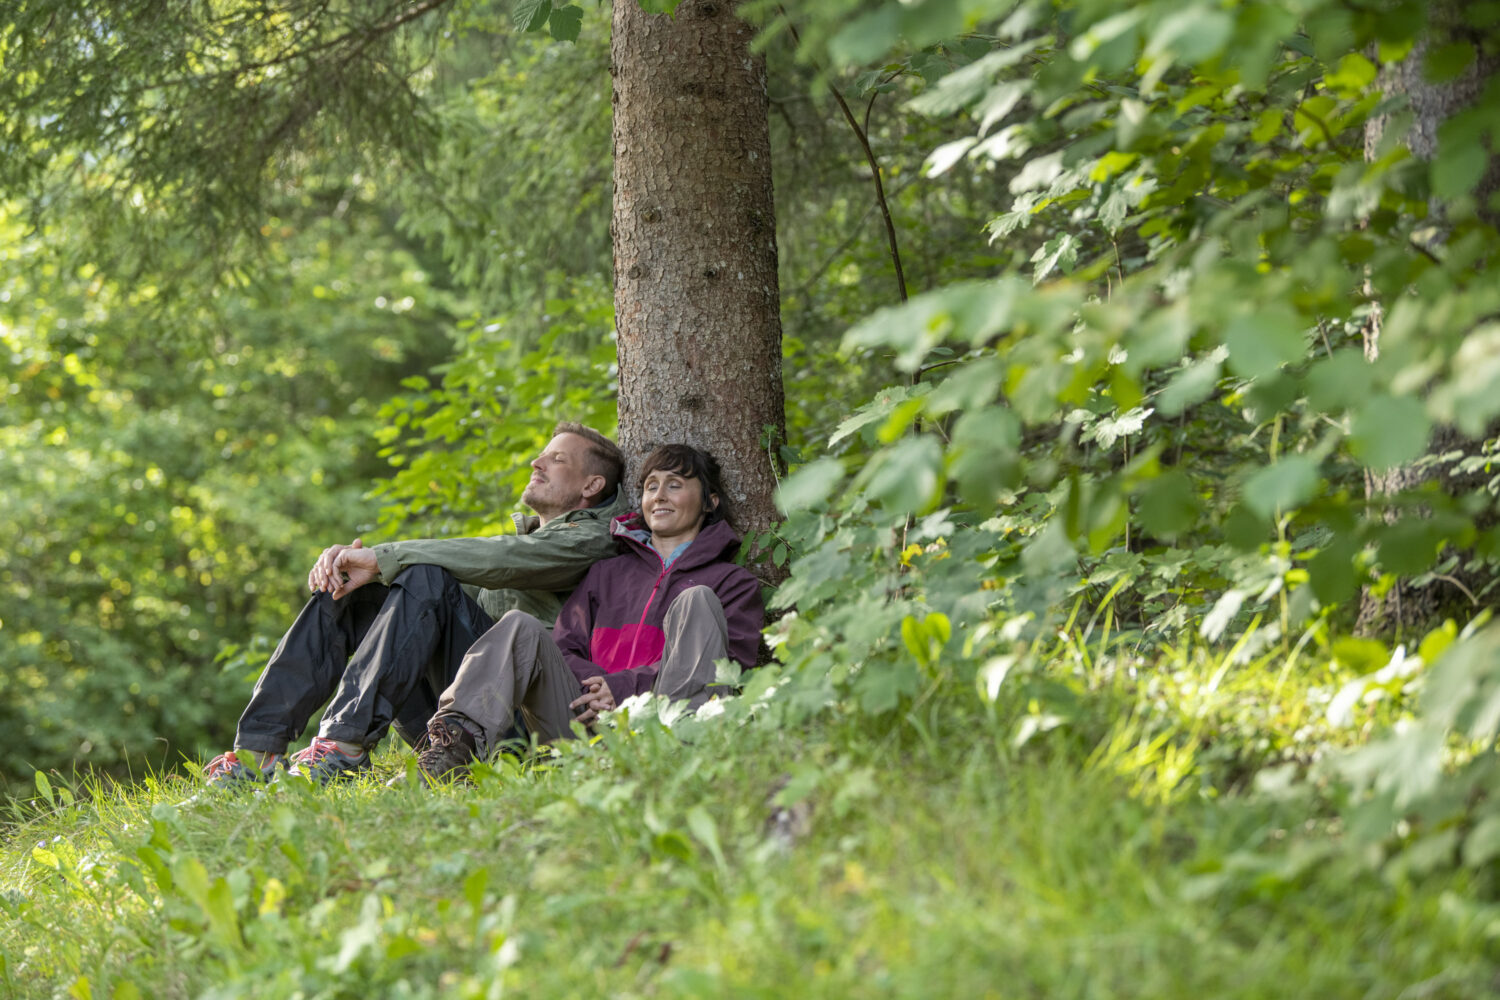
[370,518,616,593]
[602,567,765,703]
[719,567,766,671]
[552,566,604,688]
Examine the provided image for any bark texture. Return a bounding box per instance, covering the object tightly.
[1357,30,1499,635]
[611,0,786,559]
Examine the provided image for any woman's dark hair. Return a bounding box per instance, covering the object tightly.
[635,444,731,527]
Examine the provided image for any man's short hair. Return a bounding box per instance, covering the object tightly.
[554,421,625,502]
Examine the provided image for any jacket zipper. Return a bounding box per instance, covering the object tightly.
[622,544,669,671]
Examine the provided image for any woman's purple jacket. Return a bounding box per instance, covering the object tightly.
[551,513,765,704]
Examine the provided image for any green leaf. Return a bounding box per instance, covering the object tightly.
[1349,394,1430,469]
[463,866,489,912]
[1305,350,1373,412]
[1308,532,1360,605]
[1223,307,1306,380]
[950,406,1022,504]
[1243,455,1319,517]
[548,5,584,41]
[514,0,552,32]
[1135,469,1201,540]
[1030,233,1079,283]
[863,436,944,514]
[1424,41,1476,84]
[1157,355,1222,416]
[35,770,53,806]
[1463,814,1500,866]
[1376,519,1448,575]
[776,458,844,513]
[685,806,726,869]
[843,280,1025,373]
[1432,140,1488,200]
[1325,52,1377,95]
[652,830,695,862]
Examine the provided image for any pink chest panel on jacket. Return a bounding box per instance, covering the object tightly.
[590,623,666,674]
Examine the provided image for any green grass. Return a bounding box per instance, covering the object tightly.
[2,671,1496,999]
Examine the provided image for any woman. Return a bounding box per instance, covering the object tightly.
[412,443,764,782]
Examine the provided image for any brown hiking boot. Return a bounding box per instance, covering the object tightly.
[416,715,479,783]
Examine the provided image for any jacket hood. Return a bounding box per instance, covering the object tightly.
[610,513,741,569]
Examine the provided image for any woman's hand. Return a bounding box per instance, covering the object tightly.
[569,676,616,725]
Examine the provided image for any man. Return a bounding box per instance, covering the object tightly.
[410,444,764,783]
[201,421,626,786]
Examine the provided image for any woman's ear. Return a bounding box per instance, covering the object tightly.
[705,493,720,512]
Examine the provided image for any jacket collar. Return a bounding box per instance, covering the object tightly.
[609,513,741,568]
[513,490,628,536]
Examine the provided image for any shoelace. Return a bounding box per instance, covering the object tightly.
[428,719,464,749]
[204,751,240,776]
[297,737,354,761]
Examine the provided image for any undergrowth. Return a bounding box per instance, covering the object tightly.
[4,626,1499,999]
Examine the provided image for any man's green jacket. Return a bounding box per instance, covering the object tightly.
[368,493,628,626]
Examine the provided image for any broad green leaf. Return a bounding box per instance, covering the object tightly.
[831,384,931,444]
[1432,140,1488,200]
[1243,455,1319,517]
[1223,307,1305,380]
[548,4,584,41]
[1157,354,1222,416]
[1325,52,1377,95]
[844,280,1023,373]
[1135,469,1201,540]
[1376,519,1449,575]
[925,138,977,178]
[1145,5,1234,65]
[1425,41,1476,83]
[1463,814,1500,866]
[1200,588,1245,641]
[950,406,1022,504]
[1305,350,1373,412]
[776,459,844,513]
[864,436,944,514]
[514,0,552,32]
[686,806,726,869]
[1349,394,1430,469]
[1308,532,1360,605]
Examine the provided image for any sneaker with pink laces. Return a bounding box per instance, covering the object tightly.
[286,737,372,785]
[202,750,284,789]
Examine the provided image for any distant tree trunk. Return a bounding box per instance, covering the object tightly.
[1357,31,1500,635]
[610,0,786,561]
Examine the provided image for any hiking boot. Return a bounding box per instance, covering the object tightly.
[202,750,284,788]
[416,716,479,783]
[286,737,371,785]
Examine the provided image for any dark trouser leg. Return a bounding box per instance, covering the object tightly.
[436,610,584,752]
[234,584,391,756]
[315,565,495,750]
[653,585,730,710]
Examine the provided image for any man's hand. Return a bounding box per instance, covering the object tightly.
[307,539,380,599]
[569,676,616,725]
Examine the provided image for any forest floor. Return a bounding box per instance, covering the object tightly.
[2,661,1496,1000]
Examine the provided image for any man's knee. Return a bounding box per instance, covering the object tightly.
[389,564,455,600]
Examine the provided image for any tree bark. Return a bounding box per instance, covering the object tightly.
[610,0,786,562]
[1357,31,1499,635]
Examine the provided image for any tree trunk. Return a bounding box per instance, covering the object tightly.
[610,0,786,560]
[1357,31,1500,635]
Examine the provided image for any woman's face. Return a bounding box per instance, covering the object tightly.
[641,467,713,541]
